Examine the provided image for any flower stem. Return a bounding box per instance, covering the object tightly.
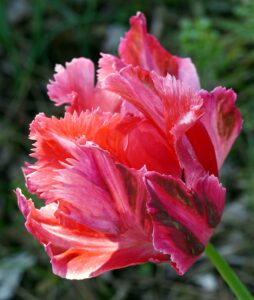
[205,243,253,300]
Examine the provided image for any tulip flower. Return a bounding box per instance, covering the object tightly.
[17,12,243,283]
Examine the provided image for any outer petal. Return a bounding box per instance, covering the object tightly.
[47,58,95,113]
[24,111,96,202]
[103,66,203,141]
[199,87,242,169]
[16,143,168,279]
[25,110,181,202]
[47,57,121,113]
[16,188,119,279]
[145,172,225,275]
[119,12,200,90]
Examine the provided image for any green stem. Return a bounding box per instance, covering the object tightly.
[205,243,253,300]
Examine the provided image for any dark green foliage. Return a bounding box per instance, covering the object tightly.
[0,0,253,299]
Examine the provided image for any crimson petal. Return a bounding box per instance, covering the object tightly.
[145,172,225,275]
[199,87,242,169]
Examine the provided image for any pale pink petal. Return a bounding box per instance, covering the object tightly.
[177,58,200,91]
[97,53,142,115]
[47,58,95,113]
[145,171,225,275]
[92,88,122,113]
[92,54,125,113]
[98,53,126,83]
[150,73,203,140]
[119,12,200,90]
[199,87,242,169]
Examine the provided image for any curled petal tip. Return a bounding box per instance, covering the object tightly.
[199,86,242,168]
[16,188,31,219]
[131,11,147,26]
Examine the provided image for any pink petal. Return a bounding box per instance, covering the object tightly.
[145,172,225,275]
[96,54,124,112]
[104,66,203,141]
[150,72,204,140]
[98,53,126,83]
[174,136,206,187]
[17,188,32,219]
[52,142,171,233]
[199,87,242,169]
[47,57,122,114]
[47,58,95,113]
[16,188,119,279]
[97,53,142,116]
[119,12,200,90]
[177,58,201,92]
[93,88,122,113]
[16,143,168,279]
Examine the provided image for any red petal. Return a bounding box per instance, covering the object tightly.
[199,87,242,169]
[145,172,225,275]
[16,143,168,279]
[26,110,181,203]
[186,121,218,176]
[119,12,200,90]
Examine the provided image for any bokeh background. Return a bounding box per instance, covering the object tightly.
[0,0,254,299]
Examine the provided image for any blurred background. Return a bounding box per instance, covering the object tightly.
[0,0,254,299]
